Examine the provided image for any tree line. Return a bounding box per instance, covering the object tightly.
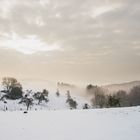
[86,84,140,108]
[0,77,140,111]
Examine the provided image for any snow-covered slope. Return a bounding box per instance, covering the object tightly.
[0,107,140,140]
[0,91,90,111]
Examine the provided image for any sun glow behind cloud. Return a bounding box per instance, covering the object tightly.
[0,33,61,54]
[91,4,120,18]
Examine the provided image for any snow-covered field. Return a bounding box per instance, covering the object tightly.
[0,106,140,140]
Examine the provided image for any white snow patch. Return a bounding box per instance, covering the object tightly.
[0,107,140,140]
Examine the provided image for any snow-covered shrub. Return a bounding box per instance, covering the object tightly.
[83,103,90,109]
[66,91,78,109]
[33,89,49,104]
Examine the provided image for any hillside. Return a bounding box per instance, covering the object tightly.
[0,90,90,111]
[103,81,140,93]
[0,106,140,140]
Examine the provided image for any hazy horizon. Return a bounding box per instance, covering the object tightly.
[0,0,140,85]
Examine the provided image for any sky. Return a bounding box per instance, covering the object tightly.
[0,0,140,85]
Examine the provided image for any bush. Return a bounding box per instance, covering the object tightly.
[66,98,77,109]
[33,89,49,104]
[42,89,49,97]
[83,103,89,109]
[56,90,60,97]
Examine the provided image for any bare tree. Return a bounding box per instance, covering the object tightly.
[2,77,21,93]
[115,90,129,107]
[19,97,33,111]
[129,86,140,106]
[1,77,22,99]
[90,86,107,108]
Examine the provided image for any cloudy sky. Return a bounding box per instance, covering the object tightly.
[0,0,140,85]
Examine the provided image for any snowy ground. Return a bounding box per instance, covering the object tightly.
[0,106,140,140]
